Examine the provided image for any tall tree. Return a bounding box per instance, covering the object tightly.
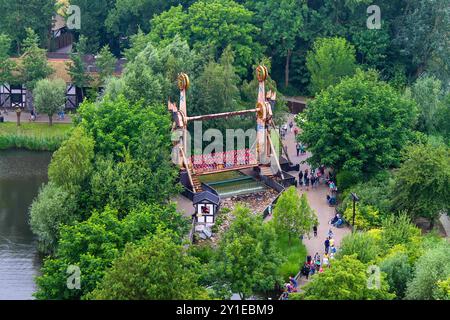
[20,28,54,92]
[148,5,190,48]
[29,182,79,254]
[306,37,357,94]
[391,143,450,229]
[48,126,95,190]
[253,0,305,88]
[296,255,395,300]
[406,241,450,300]
[35,204,189,300]
[395,0,450,82]
[67,36,92,101]
[272,187,318,246]
[96,45,116,86]
[0,0,55,53]
[0,34,16,85]
[33,78,66,125]
[105,0,180,40]
[213,206,282,300]
[69,0,117,53]
[299,70,417,177]
[149,1,263,75]
[408,75,444,135]
[89,230,208,300]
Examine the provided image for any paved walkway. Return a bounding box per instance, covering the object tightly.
[0,110,73,124]
[281,116,351,287]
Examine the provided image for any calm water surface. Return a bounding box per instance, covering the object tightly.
[0,150,51,300]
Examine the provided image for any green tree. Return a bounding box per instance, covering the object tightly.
[408,75,444,134]
[35,204,189,300]
[253,0,305,88]
[105,0,180,39]
[299,70,417,177]
[306,37,357,94]
[48,126,95,190]
[380,213,422,250]
[337,232,380,264]
[434,277,450,300]
[67,36,92,101]
[89,229,208,300]
[406,241,450,300]
[78,95,179,208]
[150,0,262,75]
[148,5,190,48]
[213,206,282,300]
[299,255,395,300]
[29,182,79,254]
[96,45,116,85]
[69,0,116,53]
[20,28,53,92]
[188,0,262,75]
[352,28,390,70]
[391,143,450,229]
[379,252,412,299]
[0,34,16,85]
[191,47,243,134]
[121,35,198,105]
[435,93,450,143]
[395,0,450,83]
[272,187,318,246]
[33,78,66,125]
[0,0,55,53]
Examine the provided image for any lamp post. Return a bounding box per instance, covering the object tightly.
[351,193,359,233]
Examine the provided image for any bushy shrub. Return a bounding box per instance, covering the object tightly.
[406,241,450,300]
[337,232,380,264]
[379,251,412,299]
[29,182,79,254]
[344,204,381,231]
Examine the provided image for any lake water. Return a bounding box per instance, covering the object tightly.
[0,150,51,300]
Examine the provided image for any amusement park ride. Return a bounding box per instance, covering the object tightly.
[168,66,290,194]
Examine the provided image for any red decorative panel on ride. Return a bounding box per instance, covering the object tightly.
[191,149,257,174]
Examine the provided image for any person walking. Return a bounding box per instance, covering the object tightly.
[324,237,330,254]
[313,225,318,237]
[296,142,301,157]
[328,229,334,239]
[289,121,294,133]
[298,170,304,189]
[304,175,310,191]
[311,174,316,189]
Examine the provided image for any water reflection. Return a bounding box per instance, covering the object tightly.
[0,150,51,300]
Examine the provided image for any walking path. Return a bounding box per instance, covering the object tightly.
[281,116,351,288]
[0,110,73,124]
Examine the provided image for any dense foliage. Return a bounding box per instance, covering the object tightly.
[89,230,208,300]
[299,70,417,177]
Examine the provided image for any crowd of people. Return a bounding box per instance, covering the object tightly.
[299,229,338,280]
[280,228,340,300]
[279,120,345,300]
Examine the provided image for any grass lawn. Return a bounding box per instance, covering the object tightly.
[0,122,73,151]
[0,122,72,137]
[276,233,307,280]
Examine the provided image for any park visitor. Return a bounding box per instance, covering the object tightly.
[324,237,330,254]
